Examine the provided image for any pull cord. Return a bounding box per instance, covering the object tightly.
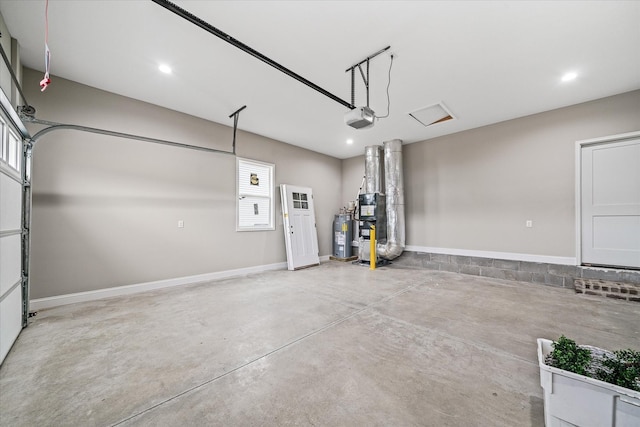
[40,0,51,91]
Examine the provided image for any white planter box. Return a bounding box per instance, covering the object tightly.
[538,338,640,427]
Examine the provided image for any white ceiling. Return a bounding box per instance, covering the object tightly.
[1,1,639,159]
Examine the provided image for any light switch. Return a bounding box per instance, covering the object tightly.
[178,220,184,228]
[526,220,533,228]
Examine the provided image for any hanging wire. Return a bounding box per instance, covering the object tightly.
[375,54,394,119]
[40,0,51,91]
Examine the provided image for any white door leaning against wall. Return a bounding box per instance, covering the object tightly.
[280,184,320,271]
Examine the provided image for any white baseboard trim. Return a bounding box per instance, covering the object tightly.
[30,261,289,311]
[404,246,576,266]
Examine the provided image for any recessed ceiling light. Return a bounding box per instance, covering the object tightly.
[346,139,354,145]
[561,72,577,82]
[158,64,172,74]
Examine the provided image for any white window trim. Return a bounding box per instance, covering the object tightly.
[236,157,275,231]
[0,114,21,180]
[0,115,6,161]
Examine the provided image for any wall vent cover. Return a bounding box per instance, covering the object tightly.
[409,102,455,127]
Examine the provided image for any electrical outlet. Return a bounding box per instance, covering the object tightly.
[526,220,533,228]
[178,220,184,228]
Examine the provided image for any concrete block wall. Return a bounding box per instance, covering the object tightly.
[393,252,640,302]
[393,252,577,288]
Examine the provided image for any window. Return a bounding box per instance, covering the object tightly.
[0,116,21,175]
[292,192,309,210]
[236,157,275,231]
[7,129,20,172]
[0,118,5,162]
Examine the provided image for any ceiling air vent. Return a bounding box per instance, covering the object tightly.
[409,102,455,127]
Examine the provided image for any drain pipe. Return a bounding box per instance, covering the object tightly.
[377,139,405,260]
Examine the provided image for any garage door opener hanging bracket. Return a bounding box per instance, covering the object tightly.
[346,46,390,110]
[229,105,246,155]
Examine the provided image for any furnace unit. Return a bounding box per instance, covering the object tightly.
[358,193,386,262]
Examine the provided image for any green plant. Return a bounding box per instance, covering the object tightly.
[546,335,592,376]
[596,349,640,392]
[546,336,640,392]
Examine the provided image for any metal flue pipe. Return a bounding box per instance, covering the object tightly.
[364,145,383,194]
[377,139,405,260]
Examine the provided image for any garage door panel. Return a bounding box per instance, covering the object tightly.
[0,234,22,296]
[0,172,22,231]
[0,285,22,364]
[0,107,26,366]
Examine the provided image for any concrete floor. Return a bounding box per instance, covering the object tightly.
[1,262,638,426]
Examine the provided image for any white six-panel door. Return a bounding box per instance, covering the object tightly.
[581,135,640,269]
[280,184,320,270]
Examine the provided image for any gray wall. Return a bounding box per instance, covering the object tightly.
[342,90,640,258]
[0,12,21,108]
[24,68,342,299]
[22,64,640,300]
[0,13,11,100]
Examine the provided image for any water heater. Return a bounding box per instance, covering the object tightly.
[333,214,353,258]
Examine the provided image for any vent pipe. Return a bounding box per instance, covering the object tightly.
[364,145,383,194]
[377,139,405,260]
